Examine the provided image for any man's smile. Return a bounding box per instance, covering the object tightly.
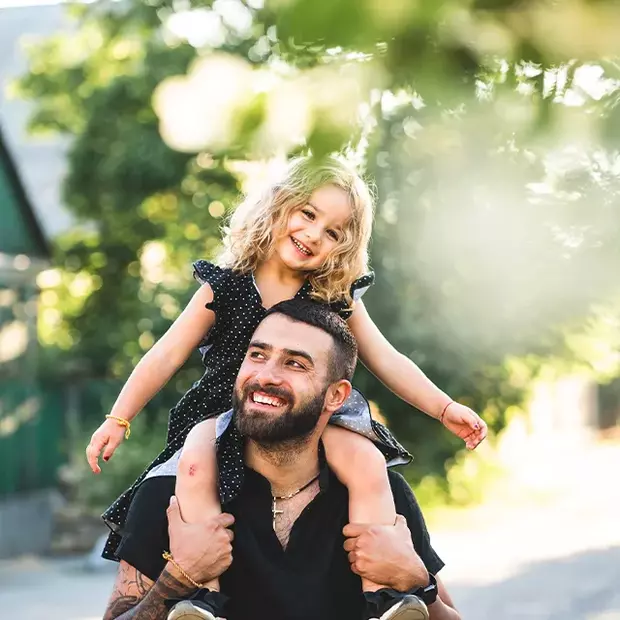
[250,391,288,408]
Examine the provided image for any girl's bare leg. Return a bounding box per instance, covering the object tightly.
[176,418,221,591]
[323,424,396,593]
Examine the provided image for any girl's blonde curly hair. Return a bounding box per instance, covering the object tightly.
[218,156,375,305]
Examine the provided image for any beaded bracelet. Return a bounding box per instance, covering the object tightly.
[105,415,131,440]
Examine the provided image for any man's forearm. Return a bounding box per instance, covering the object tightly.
[428,598,461,620]
[392,568,461,620]
[104,566,194,620]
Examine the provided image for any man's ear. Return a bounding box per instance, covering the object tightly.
[323,380,352,414]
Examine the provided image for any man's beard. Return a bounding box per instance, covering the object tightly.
[233,383,327,446]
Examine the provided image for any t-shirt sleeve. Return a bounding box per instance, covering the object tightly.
[388,471,445,575]
[192,259,231,316]
[331,272,375,319]
[114,477,175,582]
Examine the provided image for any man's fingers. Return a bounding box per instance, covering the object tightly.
[347,550,358,564]
[216,513,235,528]
[394,514,408,529]
[343,538,357,552]
[224,528,234,542]
[342,522,368,538]
[166,495,184,527]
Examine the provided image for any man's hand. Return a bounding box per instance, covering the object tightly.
[167,495,235,584]
[343,515,429,592]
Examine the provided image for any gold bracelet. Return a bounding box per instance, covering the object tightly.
[105,415,131,440]
[162,551,204,589]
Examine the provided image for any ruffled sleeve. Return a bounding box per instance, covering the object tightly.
[192,260,232,315]
[330,272,375,319]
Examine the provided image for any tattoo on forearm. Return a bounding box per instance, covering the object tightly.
[104,564,192,620]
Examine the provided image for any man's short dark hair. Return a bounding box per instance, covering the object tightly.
[263,299,358,382]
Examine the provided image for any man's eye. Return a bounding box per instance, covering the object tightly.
[302,209,315,220]
[287,359,305,369]
[249,351,266,360]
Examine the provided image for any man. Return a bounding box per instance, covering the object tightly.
[103,300,461,620]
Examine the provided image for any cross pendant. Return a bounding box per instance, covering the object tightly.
[272,497,284,530]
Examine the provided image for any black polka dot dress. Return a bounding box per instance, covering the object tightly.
[101,260,411,561]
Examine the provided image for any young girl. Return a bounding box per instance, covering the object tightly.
[88,156,486,620]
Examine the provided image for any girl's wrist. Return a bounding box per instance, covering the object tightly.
[107,410,136,422]
[106,415,132,439]
[435,399,454,422]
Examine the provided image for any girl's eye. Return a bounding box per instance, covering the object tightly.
[327,229,339,241]
[302,209,315,220]
[249,351,266,360]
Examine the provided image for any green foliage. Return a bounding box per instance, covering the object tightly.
[16,0,620,505]
[66,415,168,510]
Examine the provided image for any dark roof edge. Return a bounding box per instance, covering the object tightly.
[0,123,51,259]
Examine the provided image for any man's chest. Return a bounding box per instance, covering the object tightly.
[221,489,364,620]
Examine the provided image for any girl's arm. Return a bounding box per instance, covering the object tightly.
[108,284,216,421]
[347,301,450,418]
[86,285,216,472]
[347,301,487,448]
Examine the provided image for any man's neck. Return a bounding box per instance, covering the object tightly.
[245,434,321,496]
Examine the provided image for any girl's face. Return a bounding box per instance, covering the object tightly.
[275,184,352,273]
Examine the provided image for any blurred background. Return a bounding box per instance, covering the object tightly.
[1,0,620,618]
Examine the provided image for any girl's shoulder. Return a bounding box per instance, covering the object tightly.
[193,259,235,286]
[192,259,250,313]
[329,271,375,319]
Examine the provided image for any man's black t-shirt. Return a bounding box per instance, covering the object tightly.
[116,465,444,620]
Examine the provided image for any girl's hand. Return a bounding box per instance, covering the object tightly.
[440,403,488,450]
[86,418,128,474]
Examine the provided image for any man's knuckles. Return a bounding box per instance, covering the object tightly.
[394,515,408,528]
[343,538,355,552]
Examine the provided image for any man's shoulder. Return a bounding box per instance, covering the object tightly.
[387,469,408,486]
[387,470,416,501]
[386,470,446,575]
[386,470,425,529]
[132,475,176,508]
[115,476,176,581]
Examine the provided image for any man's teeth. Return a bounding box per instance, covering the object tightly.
[252,393,285,407]
[292,237,311,256]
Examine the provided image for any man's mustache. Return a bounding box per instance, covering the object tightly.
[241,383,295,407]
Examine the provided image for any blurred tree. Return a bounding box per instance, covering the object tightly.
[16,0,620,501]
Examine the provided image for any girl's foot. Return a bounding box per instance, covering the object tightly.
[166,588,228,620]
[364,589,429,620]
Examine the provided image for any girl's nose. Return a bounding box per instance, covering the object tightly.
[303,225,321,245]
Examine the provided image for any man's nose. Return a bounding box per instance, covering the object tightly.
[254,362,283,387]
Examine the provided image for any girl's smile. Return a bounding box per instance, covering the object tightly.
[290,236,313,257]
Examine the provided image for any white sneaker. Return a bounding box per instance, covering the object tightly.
[370,594,429,620]
[167,600,219,620]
